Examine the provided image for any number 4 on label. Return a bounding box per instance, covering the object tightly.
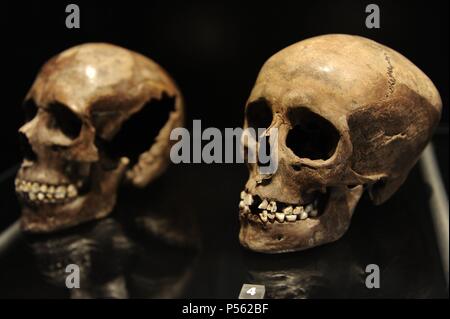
[239,283,265,299]
[246,287,256,296]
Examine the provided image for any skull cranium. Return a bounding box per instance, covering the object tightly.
[16,43,184,233]
[239,34,441,253]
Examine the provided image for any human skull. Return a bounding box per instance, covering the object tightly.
[239,34,441,253]
[16,43,184,233]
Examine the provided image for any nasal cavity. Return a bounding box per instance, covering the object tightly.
[257,135,271,166]
[18,132,37,161]
[246,98,273,130]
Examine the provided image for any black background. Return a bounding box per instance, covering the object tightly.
[0,0,448,299]
[1,0,449,171]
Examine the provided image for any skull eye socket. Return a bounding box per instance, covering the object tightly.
[48,102,82,139]
[286,107,340,160]
[246,99,273,130]
[96,93,176,166]
[23,99,38,123]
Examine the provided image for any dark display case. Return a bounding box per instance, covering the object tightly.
[0,0,448,299]
[0,133,447,298]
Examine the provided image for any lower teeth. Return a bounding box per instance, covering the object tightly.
[239,191,321,223]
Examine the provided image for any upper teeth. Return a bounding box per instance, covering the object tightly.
[239,190,320,224]
[243,193,254,206]
[15,178,79,204]
[258,199,268,210]
[267,201,277,213]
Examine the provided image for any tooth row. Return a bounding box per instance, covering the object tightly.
[239,191,319,223]
[15,179,78,202]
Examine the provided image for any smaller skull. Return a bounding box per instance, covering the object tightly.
[239,34,441,253]
[16,43,184,233]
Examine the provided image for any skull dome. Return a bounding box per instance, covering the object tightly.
[16,43,184,233]
[239,34,441,253]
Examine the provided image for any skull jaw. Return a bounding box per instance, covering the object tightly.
[20,194,116,233]
[239,186,363,253]
[17,158,129,233]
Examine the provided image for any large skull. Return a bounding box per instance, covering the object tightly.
[239,34,441,253]
[16,43,184,233]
